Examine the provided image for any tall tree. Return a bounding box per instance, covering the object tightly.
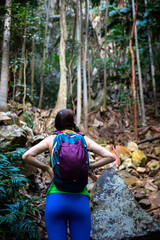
[82,0,89,130]
[54,0,67,110]
[46,0,67,129]
[132,0,146,126]
[129,0,138,141]
[68,6,77,112]
[31,38,35,100]
[0,0,12,111]
[39,0,50,108]
[144,0,158,117]
[17,27,26,99]
[103,0,109,110]
[23,51,27,111]
[76,0,82,127]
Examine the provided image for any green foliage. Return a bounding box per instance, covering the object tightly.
[23,111,35,128]
[0,148,40,240]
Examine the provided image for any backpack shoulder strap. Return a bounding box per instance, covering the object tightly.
[76,132,85,136]
[53,131,63,135]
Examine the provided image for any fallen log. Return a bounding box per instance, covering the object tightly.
[146,206,160,213]
[137,136,160,144]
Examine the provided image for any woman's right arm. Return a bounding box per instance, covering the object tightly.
[22,135,54,178]
[84,136,116,170]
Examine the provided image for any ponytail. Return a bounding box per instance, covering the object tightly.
[73,123,79,132]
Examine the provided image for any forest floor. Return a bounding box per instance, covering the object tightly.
[4,101,160,239]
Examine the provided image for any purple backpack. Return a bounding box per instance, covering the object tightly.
[51,132,90,193]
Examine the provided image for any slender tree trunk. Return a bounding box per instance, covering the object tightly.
[16,27,26,101]
[68,7,76,112]
[31,38,35,100]
[88,52,91,111]
[103,0,109,110]
[39,0,50,108]
[46,0,67,129]
[54,0,67,109]
[76,0,82,127]
[23,52,27,111]
[0,0,12,111]
[129,0,138,141]
[83,0,89,130]
[12,54,17,102]
[144,0,158,117]
[132,0,146,126]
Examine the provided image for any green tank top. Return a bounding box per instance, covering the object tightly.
[47,181,90,199]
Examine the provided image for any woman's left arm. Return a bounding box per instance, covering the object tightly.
[22,136,53,178]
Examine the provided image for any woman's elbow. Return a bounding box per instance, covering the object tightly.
[22,152,29,161]
[110,154,116,162]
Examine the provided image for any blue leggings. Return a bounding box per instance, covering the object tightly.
[45,193,91,240]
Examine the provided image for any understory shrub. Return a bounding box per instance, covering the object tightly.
[0,147,40,240]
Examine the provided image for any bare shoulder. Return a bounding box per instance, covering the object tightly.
[23,135,55,158]
[84,135,99,148]
[45,135,55,145]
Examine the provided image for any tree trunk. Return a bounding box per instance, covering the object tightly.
[39,0,50,108]
[16,27,26,101]
[31,38,35,100]
[129,0,138,141]
[12,54,17,102]
[132,0,146,126]
[88,50,92,111]
[103,0,109,110]
[144,0,158,117]
[55,0,67,109]
[0,0,12,111]
[76,0,82,127]
[23,52,27,111]
[46,0,67,129]
[82,0,89,130]
[68,6,76,112]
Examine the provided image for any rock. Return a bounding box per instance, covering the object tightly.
[91,168,160,240]
[0,124,27,148]
[136,180,146,188]
[138,199,151,209]
[87,182,95,192]
[149,191,160,207]
[155,147,160,155]
[127,141,138,152]
[115,145,132,161]
[118,158,133,171]
[145,182,158,192]
[118,164,126,171]
[0,112,11,122]
[28,134,45,145]
[147,160,159,171]
[136,167,146,173]
[0,111,20,126]
[132,149,147,167]
[134,190,147,200]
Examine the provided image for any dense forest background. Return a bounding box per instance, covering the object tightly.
[0,1,160,239]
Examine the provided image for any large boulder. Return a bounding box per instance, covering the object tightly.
[0,111,20,126]
[91,168,160,240]
[0,124,27,148]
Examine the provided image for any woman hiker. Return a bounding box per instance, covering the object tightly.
[22,109,115,240]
